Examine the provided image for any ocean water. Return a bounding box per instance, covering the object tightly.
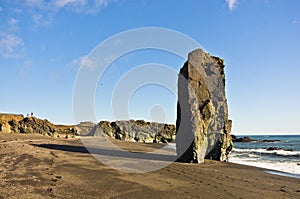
[229,135,300,176]
[166,135,300,177]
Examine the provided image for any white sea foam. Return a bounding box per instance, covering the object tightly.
[231,148,300,175]
[165,144,300,176]
[233,148,300,157]
[229,153,300,175]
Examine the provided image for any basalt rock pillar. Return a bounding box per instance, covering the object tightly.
[176,49,233,163]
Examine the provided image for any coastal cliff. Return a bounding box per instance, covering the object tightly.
[0,113,77,138]
[0,114,175,143]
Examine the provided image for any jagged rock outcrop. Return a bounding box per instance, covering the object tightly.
[0,114,23,134]
[75,121,96,136]
[88,120,176,143]
[0,113,77,138]
[0,113,24,122]
[176,49,233,163]
[231,135,280,143]
[231,136,255,142]
[0,113,175,143]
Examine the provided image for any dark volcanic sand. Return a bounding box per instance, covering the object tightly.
[0,133,300,199]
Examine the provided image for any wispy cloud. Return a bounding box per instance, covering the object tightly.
[24,0,114,14]
[67,55,87,70]
[67,53,118,71]
[8,18,18,26]
[0,33,23,58]
[67,55,99,70]
[0,16,23,58]
[23,0,116,27]
[226,0,238,11]
[25,0,44,7]
[32,13,53,27]
[292,20,300,25]
[52,0,87,9]
[0,0,116,58]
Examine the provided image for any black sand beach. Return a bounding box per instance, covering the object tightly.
[1,133,300,199]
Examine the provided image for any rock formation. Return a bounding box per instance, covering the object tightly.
[176,49,233,163]
[0,113,77,138]
[0,113,175,143]
[88,120,176,143]
[231,135,255,142]
[75,121,96,136]
[231,135,280,143]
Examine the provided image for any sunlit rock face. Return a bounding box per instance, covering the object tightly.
[88,120,176,143]
[0,113,77,138]
[176,49,233,163]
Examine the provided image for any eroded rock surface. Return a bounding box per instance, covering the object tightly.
[75,121,96,136]
[176,49,233,163]
[88,120,176,143]
[0,113,77,138]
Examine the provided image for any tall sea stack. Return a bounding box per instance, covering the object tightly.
[176,49,233,163]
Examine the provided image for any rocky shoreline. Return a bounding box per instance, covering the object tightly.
[231,135,281,143]
[0,113,176,144]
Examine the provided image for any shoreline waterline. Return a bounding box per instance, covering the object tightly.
[264,170,300,179]
[166,141,300,178]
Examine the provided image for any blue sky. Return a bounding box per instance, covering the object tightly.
[0,0,300,135]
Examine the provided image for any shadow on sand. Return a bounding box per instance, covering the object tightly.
[32,143,177,162]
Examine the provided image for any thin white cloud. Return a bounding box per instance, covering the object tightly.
[85,0,111,14]
[67,53,117,71]
[292,20,300,25]
[0,12,23,58]
[67,55,87,70]
[8,18,18,26]
[25,0,44,8]
[32,14,53,27]
[0,0,115,58]
[226,0,238,11]
[0,33,23,58]
[67,55,98,70]
[24,0,114,14]
[51,0,87,9]
[83,56,98,69]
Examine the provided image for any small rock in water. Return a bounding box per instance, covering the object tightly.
[266,147,283,151]
[262,139,280,143]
